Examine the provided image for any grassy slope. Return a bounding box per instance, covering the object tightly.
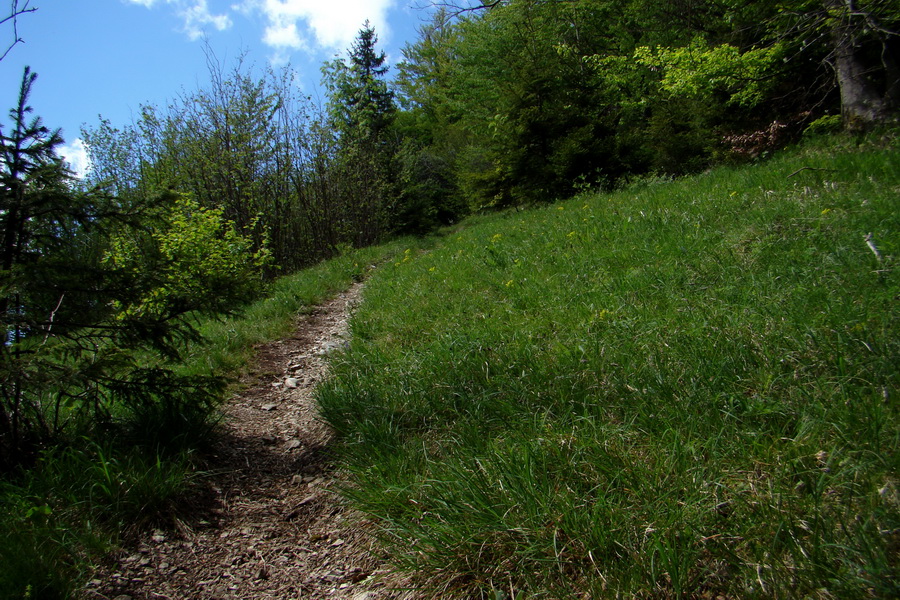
[319,135,900,599]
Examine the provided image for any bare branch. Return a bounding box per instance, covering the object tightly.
[844,0,900,39]
[40,293,65,345]
[0,0,37,62]
[418,0,507,19]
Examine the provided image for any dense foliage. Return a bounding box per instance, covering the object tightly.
[0,69,267,469]
[393,0,898,210]
[322,21,400,246]
[78,1,900,269]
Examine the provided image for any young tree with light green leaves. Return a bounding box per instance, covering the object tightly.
[396,0,897,210]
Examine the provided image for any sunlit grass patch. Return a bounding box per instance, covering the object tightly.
[320,134,900,598]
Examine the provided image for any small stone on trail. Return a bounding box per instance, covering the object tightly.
[260,403,277,411]
[285,439,303,450]
[285,377,300,388]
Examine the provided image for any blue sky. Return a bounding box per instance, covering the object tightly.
[0,0,436,176]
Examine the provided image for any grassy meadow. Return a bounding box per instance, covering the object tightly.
[319,134,900,598]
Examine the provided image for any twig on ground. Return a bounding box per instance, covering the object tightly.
[865,232,883,262]
[787,166,838,178]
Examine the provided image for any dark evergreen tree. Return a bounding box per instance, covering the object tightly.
[328,20,396,141]
[351,23,395,135]
[323,21,399,246]
[0,67,118,465]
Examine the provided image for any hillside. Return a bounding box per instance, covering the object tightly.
[2,134,897,600]
[318,134,900,598]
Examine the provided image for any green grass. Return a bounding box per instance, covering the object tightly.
[112,240,416,445]
[319,134,900,598]
[177,239,418,379]
[0,441,194,600]
[4,133,897,599]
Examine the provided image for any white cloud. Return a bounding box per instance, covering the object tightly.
[59,139,90,179]
[263,21,305,50]
[179,0,233,40]
[126,0,233,40]
[248,0,395,52]
[126,0,397,59]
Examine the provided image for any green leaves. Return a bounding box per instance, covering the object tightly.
[324,21,396,142]
[631,38,785,107]
[0,70,270,470]
[321,22,399,246]
[104,193,270,326]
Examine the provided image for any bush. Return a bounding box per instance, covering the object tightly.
[804,114,844,137]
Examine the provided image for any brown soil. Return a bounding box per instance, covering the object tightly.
[86,284,415,600]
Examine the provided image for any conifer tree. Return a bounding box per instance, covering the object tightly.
[0,67,114,465]
[323,21,398,246]
[327,20,396,141]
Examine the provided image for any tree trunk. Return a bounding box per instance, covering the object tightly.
[882,36,900,109]
[825,0,890,126]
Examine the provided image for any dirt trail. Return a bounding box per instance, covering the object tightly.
[88,283,413,600]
